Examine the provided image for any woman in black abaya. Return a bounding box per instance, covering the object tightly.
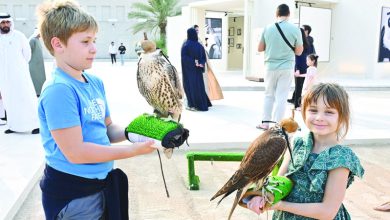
[181,28,212,111]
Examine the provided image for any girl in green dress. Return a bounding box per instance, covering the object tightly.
[247,83,364,219]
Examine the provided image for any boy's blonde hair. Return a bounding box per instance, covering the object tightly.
[37,0,98,55]
[301,83,350,139]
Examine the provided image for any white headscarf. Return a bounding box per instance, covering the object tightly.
[29,28,40,41]
[0,13,13,33]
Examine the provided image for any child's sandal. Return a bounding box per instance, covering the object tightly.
[374,201,390,212]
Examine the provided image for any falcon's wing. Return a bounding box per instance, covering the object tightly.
[158,51,184,99]
[136,58,159,108]
[211,129,287,202]
[137,55,182,118]
[240,131,287,180]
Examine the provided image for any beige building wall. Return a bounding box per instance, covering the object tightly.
[227,16,244,70]
[0,0,204,59]
[169,0,390,80]
[249,0,390,80]
[317,0,390,80]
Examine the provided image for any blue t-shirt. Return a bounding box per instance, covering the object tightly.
[38,68,112,179]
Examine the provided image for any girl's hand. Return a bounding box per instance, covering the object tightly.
[247,196,266,215]
[294,70,300,77]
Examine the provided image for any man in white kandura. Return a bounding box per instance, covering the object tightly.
[0,13,39,134]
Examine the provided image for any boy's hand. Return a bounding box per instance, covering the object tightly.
[247,196,266,215]
[130,140,156,155]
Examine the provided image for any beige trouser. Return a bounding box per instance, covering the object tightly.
[0,92,4,118]
[262,69,293,124]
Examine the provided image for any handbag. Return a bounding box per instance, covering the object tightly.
[275,22,295,51]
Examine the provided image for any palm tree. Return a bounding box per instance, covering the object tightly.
[128,0,182,40]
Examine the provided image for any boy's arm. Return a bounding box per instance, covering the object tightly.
[105,116,126,143]
[51,125,155,164]
[271,167,349,219]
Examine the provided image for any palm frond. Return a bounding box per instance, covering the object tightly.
[128,0,183,39]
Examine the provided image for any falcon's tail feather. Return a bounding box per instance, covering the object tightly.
[210,174,249,203]
[227,188,243,220]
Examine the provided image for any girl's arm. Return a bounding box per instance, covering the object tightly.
[272,167,350,219]
[295,73,307,77]
[51,125,155,164]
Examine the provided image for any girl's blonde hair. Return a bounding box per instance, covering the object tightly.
[301,83,350,139]
[37,0,98,55]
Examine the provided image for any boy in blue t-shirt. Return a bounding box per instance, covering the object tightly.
[37,1,156,219]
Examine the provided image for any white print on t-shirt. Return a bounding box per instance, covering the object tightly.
[83,98,105,120]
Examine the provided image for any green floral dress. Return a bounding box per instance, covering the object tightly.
[273,132,364,220]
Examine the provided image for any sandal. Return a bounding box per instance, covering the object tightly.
[374,201,390,212]
[256,124,269,130]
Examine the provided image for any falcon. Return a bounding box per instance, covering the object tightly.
[136,33,183,122]
[210,117,298,219]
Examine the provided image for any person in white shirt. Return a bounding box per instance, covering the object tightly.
[108,41,117,64]
[0,13,39,134]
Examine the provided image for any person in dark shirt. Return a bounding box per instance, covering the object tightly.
[118,43,127,66]
[287,28,309,110]
[378,11,390,62]
[302,25,315,54]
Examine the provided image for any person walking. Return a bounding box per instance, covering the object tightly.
[0,92,5,125]
[108,41,117,64]
[118,43,126,65]
[256,4,303,130]
[193,24,223,101]
[302,24,316,54]
[287,28,309,110]
[181,27,212,111]
[0,13,39,134]
[29,28,46,97]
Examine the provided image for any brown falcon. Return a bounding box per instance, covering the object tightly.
[210,117,298,219]
[137,34,183,122]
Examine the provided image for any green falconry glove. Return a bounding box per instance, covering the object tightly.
[125,113,189,149]
[239,176,293,208]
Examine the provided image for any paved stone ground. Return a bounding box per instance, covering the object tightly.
[14,144,390,220]
[8,61,390,219]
